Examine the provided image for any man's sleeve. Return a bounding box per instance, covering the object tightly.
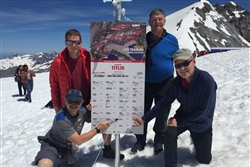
[50,59,61,108]
[142,84,176,122]
[57,120,76,140]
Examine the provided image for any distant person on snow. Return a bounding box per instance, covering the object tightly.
[133,48,217,167]
[20,64,36,102]
[34,89,111,167]
[14,65,26,96]
[131,8,179,155]
[49,29,124,160]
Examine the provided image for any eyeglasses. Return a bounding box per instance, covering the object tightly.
[67,100,81,105]
[175,59,193,69]
[66,40,81,46]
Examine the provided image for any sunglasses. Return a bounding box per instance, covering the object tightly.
[66,40,81,46]
[175,59,193,69]
[67,100,81,105]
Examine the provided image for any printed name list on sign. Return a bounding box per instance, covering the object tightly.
[90,22,146,134]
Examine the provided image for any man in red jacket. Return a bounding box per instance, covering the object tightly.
[49,29,124,160]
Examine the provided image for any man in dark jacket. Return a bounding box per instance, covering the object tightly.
[133,48,217,167]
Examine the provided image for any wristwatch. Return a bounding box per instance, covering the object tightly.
[95,127,101,134]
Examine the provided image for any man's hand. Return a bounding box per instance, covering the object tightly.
[132,116,144,126]
[97,121,111,132]
[167,117,177,127]
[86,101,92,111]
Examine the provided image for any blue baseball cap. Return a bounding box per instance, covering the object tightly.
[66,89,83,102]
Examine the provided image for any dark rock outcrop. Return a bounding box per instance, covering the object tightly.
[214,2,250,43]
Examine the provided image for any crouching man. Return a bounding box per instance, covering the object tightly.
[34,89,110,167]
[133,48,217,167]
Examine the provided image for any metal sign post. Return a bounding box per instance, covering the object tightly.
[103,1,132,167]
[115,134,120,167]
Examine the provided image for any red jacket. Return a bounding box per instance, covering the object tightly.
[49,48,91,108]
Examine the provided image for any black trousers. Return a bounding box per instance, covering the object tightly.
[135,76,173,144]
[164,126,213,167]
[17,81,26,95]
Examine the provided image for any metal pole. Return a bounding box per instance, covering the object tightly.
[111,1,132,166]
[115,134,120,167]
[114,1,121,166]
[114,0,122,22]
[113,0,122,166]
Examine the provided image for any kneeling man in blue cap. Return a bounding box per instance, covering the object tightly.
[35,89,111,167]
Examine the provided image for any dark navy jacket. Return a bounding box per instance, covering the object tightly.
[142,67,217,132]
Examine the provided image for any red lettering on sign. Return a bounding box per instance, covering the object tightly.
[112,66,124,70]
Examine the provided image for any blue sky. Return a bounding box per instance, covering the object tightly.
[1,0,249,58]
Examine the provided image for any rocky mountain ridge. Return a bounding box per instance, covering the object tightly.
[1,0,249,78]
[0,52,58,78]
[162,0,250,52]
[214,1,250,43]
